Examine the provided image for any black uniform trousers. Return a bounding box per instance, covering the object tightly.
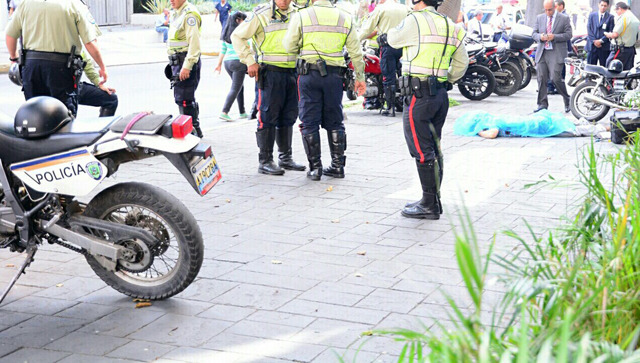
[606,46,636,70]
[78,82,119,110]
[403,88,448,164]
[587,47,610,66]
[171,58,201,108]
[379,44,402,88]
[298,69,344,135]
[23,59,77,116]
[257,70,298,130]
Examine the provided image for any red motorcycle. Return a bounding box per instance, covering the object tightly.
[344,50,402,112]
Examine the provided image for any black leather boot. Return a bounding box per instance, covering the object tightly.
[256,127,285,175]
[381,85,396,117]
[179,104,203,138]
[405,157,443,213]
[402,160,440,220]
[323,130,346,178]
[99,107,117,117]
[276,126,306,171]
[302,132,322,181]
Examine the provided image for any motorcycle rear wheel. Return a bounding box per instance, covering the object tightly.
[346,89,357,101]
[493,61,522,96]
[457,65,496,101]
[570,81,610,122]
[83,182,204,300]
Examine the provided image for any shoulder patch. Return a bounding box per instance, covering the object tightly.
[396,18,406,30]
[187,16,197,26]
[245,12,255,21]
[86,11,96,24]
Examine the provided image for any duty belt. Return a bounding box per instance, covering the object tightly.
[24,50,72,63]
[168,52,187,66]
[307,63,344,74]
[262,64,295,73]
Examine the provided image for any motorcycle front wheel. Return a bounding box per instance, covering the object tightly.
[83,182,204,300]
[570,81,610,122]
[457,65,496,101]
[346,89,358,101]
[493,61,523,96]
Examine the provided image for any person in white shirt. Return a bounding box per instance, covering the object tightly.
[468,10,484,41]
[491,5,510,42]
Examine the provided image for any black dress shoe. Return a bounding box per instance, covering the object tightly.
[534,106,547,113]
[401,203,440,220]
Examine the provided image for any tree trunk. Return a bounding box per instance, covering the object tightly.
[525,0,544,28]
[439,0,461,21]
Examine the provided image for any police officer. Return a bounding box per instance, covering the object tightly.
[5,0,106,117]
[283,0,366,181]
[605,2,639,71]
[232,0,306,175]
[79,52,118,117]
[386,0,467,219]
[167,0,203,137]
[359,0,408,116]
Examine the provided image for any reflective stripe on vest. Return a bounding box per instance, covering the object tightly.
[169,41,189,47]
[403,10,464,81]
[300,6,351,63]
[168,5,202,52]
[256,12,297,68]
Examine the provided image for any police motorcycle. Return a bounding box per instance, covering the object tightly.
[567,59,640,122]
[500,24,536,91]
[0,96,221,304]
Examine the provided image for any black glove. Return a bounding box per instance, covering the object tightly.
[378,33,388,47]
[446,82,453,91]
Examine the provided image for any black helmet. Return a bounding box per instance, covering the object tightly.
[413,0,443,8]
[14,97,73,139]
[608,59,623,73]
[8,63,22,87]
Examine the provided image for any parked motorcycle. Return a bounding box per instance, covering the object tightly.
[503,24,536,90]
[345,49,402,112]
[0,97,220,304]
[466,38,522,97]
[567,59,640,122]
[456,43,496,101]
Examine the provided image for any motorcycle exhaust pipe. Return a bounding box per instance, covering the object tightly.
[583,94,630,110]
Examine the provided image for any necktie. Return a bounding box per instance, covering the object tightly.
[600,14,603,24]
[546,16,552,47]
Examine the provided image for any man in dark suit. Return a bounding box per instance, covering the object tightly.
[548,0,571,94]
[586,0,615,66]
[533,0,573,113]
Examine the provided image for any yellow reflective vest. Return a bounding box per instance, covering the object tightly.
[403,9,464,82]
[255,7,298,68]
[299,5,352,63]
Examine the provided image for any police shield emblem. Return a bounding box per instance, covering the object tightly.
[86,162,103,181]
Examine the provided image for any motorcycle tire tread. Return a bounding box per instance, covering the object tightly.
[83,182,204,301]
[493,61,523,97]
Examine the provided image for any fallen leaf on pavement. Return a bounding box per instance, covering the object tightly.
[133,298,150,303]
[135,302,152,309]
[356,251,366,256]
[271,260,282,265]
[6,264,14,268]
[331,219,340,223]
[355,273,364,277]
[56,284,64,288]
[362,331,373,336]
[326,186,333,192]
[226,199,231,203]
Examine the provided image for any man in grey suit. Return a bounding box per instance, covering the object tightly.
[532,0,573,113]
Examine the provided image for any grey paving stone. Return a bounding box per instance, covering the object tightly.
[278,299,388,325]
[45,331,129,356]
[56,354,140,363]
[0,348,70,363]
[54,303,119,321]
[289,318,373,349]
[162,347,270,363]
[145,298,213,316]
[212,284,300,310]
[226,320,302,340]
[297,285,365,306]
[0,296,78,316]
[0,315,85,348]
[196,260,244,279]
[219,270,319,291]
[13,270,73,289]
[128,314,233,347]
[202,332,325,362]
[107,340,175,362]
[0,311,34,326]
[0,343,19,359]
[197,304,255,322]
[81,308,164,337]
[34,276,106,301]
[173,279,238,302]
[356,289,426,314]
[311,348,381,363]
[245,311,316,328]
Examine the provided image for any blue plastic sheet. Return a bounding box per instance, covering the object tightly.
[453,110,576,138]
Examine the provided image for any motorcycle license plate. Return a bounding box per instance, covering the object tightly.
[191,155,221,196]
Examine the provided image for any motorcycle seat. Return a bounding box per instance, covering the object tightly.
[584,64,629,79]
[0,116,115,166]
